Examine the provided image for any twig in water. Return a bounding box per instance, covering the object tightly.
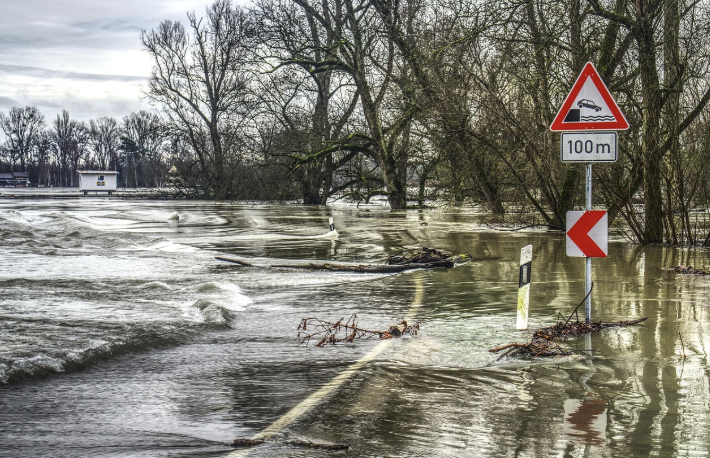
[563,283,594,326]
[678,330,686,359]
[297,314,419,346]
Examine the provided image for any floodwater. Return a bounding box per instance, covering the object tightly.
[1,190,709,458]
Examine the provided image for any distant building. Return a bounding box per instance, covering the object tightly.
[0,172,29,187]
[78,171,119,195]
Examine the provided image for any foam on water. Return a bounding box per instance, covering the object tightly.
[0,209,31,225]
[3,195,708,458]
[0,205,256,384]
[193,281,253,311]
[311,229,339,239]
[137,281,172,291]
[145,239,200,253]
[188,299,232,325]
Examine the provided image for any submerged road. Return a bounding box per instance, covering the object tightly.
[228,275,425,455]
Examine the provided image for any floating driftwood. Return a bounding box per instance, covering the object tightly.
[385,247,470,268]
[232,438,349,450]
[232,439,265,447]
[675,265,710,276]
[533,317,649,340]
[216,257,254,267]
[490,317,649,360]
[276,262,437,273]
[216,247,469,273]
[298,314,419,346]
[490,335,576,358]
[490,290,648,360]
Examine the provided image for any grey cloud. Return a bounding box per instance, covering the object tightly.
[70,19,147,34]
[0,64,146,83]
[0,23,144,51]
[0,96,20,108]
[0,0,192,122]
[0,92,154,123]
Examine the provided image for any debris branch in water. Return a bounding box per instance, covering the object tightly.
[297,314,419,346]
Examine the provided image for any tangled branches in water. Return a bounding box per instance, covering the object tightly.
[298,314,420,346]
[232,438,349,450]
[385,247,470,267]
[675,265,710,275]
[534,318,648,341]
[489,287,648,360]
[490,317,649,360]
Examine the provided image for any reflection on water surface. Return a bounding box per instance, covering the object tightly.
[0,192,709,457]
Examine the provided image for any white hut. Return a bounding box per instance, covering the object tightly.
[78,171,119,195]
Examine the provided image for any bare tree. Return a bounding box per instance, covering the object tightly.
[370,0,507,212]
[34,131,54,187]
[256,0,364,204]
[120,111,168,187]
[53,110,88,187]
[88,117,120,172]
[141,0,256,198]
[0,106,45,172]
[271,0,422,208]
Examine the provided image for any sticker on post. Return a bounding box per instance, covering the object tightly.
[517,245,532,330]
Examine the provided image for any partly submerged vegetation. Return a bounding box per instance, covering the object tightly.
[3,0,710,247]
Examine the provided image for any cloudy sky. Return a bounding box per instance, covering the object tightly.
[0,0,247,124]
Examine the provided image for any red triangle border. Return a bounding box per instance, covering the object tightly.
[550,62,629,131]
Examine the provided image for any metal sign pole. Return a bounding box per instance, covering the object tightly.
[552,62,627,324]
[585,163,592,323]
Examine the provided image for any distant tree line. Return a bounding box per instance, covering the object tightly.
[2,0,710,246]
[0,107,171,189]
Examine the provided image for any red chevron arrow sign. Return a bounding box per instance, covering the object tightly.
[566,211,608,257]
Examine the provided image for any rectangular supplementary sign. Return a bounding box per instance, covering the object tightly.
[560,132,617,162]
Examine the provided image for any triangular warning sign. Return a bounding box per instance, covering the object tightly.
[550,62,629,131]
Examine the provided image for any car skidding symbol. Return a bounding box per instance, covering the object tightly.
[577,99,602,112]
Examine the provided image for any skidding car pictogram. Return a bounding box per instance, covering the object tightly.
[577,99,602,112]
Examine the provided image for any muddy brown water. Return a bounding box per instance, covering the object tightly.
[0,192,708,457]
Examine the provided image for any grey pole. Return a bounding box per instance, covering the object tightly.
[585,163,592,323]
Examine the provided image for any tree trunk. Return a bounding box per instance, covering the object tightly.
[636,7,664,243]
[664,0,682,244]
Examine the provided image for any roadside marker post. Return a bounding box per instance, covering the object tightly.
[517,245,532,330]
[551,62,628,323]
[329,217,335,232]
